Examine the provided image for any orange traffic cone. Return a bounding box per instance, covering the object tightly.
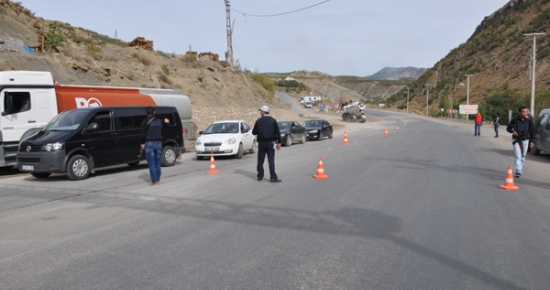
[343,131,349,145]
[206,153,220,174]
[499,165,518,190]
[384,126,388,136]
[395,126,400,131]
[312,157,329,179]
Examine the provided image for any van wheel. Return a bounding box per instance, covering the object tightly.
[533,147,541,155]
[161,146,177,167]
[249,142,256,153]
[236,144,244,159]
[31,172,51,179]
[67,155,90,180]
[127,161,140,166]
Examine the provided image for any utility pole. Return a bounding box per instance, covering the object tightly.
[524,32,545,115]
[425,84,431,117]
[463,74,473,105]
[405,87,410,113]
[224,0,234,67]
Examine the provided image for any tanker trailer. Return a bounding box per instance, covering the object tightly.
[342,102,367,123]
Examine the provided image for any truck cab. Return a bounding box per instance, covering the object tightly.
[0,71,58,167]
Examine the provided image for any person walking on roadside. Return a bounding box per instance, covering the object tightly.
[252,105,282,182]
[141,106,169,185]
[493,113,500,138]
[506,106,534,178]
[474,112,483,136]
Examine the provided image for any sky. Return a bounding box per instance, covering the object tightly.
[20,0,508,76]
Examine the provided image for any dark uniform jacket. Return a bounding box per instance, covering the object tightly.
[141,117,167,144]
[252,115,282,144]
[506,117,533,142]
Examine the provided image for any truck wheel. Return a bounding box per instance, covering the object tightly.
[67,155,90,180]
[285,136,292,147]
[161,146,177,167]
[31,172,51,179]
[249,142,256,153]
[236,144,244,159]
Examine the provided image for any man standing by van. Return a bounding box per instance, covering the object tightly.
[506,106,534,178]
[141,106,169,185]
[252,105,282,182]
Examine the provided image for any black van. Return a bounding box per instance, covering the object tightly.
[533,108,550,156]
[17,106,185,180]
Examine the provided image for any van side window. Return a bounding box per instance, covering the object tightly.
[2,92,31,115]
[91,111,113,131]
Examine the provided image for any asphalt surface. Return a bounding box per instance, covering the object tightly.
[1,104,550,289]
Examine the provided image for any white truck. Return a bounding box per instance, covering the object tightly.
[0,71,195,168]
[342,102,367,123]
[299,96,322,103]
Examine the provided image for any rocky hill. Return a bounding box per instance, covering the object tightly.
[366,67,428,81]
[389,0,550,116]
[0,0,300,135]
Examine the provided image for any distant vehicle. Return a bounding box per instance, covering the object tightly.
[303,119,333,141]
[195,120,256,160]
[532,108,550,155]
[342,101,367,123]
[17,106,184,180]
[299,96,322,103]
[304,102,313,108]
[277,121,306,146]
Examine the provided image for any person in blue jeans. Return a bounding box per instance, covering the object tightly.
[493,113,500,138]
[506,106,534,178]
[140,106,169,185]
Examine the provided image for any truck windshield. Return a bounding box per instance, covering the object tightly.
[43,110,88,131]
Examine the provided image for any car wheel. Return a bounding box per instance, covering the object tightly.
[249,142,256,153]
[196,155,204,160]
[318,131,323,141]
[533,146,541,155]
[328,131,333,139]
[66,155,90,180]
[236,143,244,159]
[161,146,177,167]
[300,134,306,144]
[285,135,292,147]
[31,172,51,179]
[127,161,140,166]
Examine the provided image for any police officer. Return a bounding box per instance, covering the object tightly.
[140,106,169,185]
[252,105,282,182]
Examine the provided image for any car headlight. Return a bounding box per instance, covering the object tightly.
[196,139,202,146]
[42,142,64,151]
[225,137,237,145]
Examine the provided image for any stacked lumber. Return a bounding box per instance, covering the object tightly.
[128,37,153,50]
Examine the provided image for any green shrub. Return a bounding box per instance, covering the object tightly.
[44,22,66,52]
[251,73,275,95]
[161,64,169,75]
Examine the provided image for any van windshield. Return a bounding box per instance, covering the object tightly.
[43,110,88,131]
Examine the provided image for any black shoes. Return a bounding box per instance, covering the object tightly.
[257,177,262,181]
[270,179,282,183]
[516,173,521,178]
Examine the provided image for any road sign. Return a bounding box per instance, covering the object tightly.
[452,109,457,113]
[459,105,478,114]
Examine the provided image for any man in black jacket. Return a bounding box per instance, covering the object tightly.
[252,105,282,182]
[506,106,534,178]
[140,106,169,185]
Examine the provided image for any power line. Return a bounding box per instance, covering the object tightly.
[232,0,333,17]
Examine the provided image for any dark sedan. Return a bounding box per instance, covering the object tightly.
[277,121,306,146]
[303,119,333,141]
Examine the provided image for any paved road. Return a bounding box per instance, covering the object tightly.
[1,110,550,289]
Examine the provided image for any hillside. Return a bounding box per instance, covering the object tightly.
[0,0,298,134]
[388,0,550,117]
[366,67,428,81]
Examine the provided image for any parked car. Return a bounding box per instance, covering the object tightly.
[195,120,256,160]
[303,119,333,141]
[304,102,313,108]
[277,121,306,146]
[532,108,550,155]
[17,106,184,180]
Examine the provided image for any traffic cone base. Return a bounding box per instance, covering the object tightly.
[343,131,349,145]
[499,165,518,190]
[384,126,388,136]
[313,157,329,179]
[206,154,220,174]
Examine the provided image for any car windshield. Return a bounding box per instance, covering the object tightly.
[304,120,320,127]
[203,122,239,134]
[43,110,89,131]
[277,122,291,130]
